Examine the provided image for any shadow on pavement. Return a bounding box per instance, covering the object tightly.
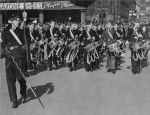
[18,82,54,105]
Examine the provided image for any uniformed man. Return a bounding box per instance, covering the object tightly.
[56,24,66,65]
[140,24,150,68]
[66,23,79,71]
[101,22,116,73]
[26,21,40,70]
[47,21,58,70]
[83,24,92,71]
[83,24,99,71]
[129,22,142,74]
[0,14,27,108]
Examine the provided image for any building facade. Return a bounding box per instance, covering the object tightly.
[0,0,137,27]
[0,0,95,27]
[85,0,136,22]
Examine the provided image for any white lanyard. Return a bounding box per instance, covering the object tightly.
[108,29,113,39]
[87,30,91,39]
[9,29,22,45]
[116,31,120,37]
[30,31,34,41]
[50,28,54,38]
[70,29,74,39]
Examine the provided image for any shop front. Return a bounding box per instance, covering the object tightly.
[0,1,86,27]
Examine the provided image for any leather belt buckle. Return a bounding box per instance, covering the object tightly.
[9,46,19,51]
[10,46,14,50]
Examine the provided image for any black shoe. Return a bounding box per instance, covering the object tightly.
[137,68,141,74]
[54,65,58,70]
[107,69,111,72]
[21,95,26,103]
[127,66,130,69]
[12,101,18,108]
[48,67,53,71]
[73,66,77,71]
[62,61,65,65]
[85,67,90,72]
[132,72,137,74]
[90,68,94,71]
[111,69,116,74]
[69,68,74,72]
[85,69,90,72]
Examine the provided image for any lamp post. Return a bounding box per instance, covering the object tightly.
[22,0,30,71]
[100,0,103,22]
[97,8,100,23]
[22,11,27,22]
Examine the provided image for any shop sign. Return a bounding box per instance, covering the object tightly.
[43,1,74,9]
[0,1,74,10]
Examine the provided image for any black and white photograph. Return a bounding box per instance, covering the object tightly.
[1,0,150,115]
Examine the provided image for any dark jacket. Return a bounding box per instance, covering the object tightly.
[1,27,27,59]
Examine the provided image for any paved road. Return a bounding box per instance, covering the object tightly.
[1,50,150,115]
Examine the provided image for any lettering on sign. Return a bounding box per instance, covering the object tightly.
[18,3,24,9]
[43,1,74,9]
[0,1,74,10]
[0,3,19,10]
[25,3,32,9]
[33,2,43,9]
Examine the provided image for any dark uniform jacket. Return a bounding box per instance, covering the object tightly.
[1,27,27,59]
[89,29,99,42]
[101,29,115,46]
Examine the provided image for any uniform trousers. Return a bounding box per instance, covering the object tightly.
[5,58,27,102]
[47,47,57,69]
[106,49,116,70]
[131,50,141,74]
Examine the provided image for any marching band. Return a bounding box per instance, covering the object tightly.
[1,14,150,108]
[1,18,150,75]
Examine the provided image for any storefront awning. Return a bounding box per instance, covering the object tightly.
[0,0,95,2]
[0,1,86,10]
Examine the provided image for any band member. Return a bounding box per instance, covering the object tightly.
[113,24,123,68]
[97,24,105,60]
[66,24,80,71]
[47,21,58,70]
[38,24,46,64]
[55,24,66,65]
[101,22,116,73]
[77,24,87,62]
[91,25,101,69]
[0,14,27,108]
[83,24,100,71]
[26,21,40,70]
[140,24,150,68]
[83,24,93,71]
[129,22,143,74]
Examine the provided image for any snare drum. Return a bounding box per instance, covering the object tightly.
[30,43,38,50]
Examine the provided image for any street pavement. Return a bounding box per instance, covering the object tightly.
[1,50,150,115]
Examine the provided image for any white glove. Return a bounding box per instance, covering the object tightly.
[103,42,106,46]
